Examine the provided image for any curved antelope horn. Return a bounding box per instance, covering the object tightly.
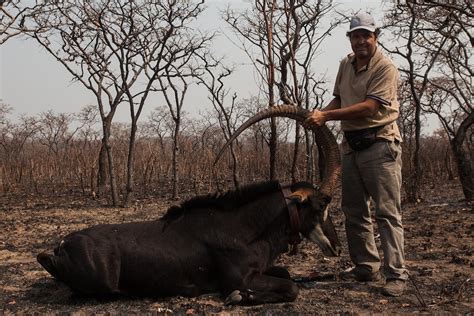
[214,104,341,196]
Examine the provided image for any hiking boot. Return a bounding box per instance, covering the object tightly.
[382,279,406,297]
[339,266,382,282]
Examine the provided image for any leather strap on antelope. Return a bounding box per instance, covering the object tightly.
[282,188,302,255]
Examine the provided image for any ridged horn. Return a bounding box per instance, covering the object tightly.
[214,104,341,196]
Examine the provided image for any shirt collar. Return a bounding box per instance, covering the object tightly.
[350,46,381,73]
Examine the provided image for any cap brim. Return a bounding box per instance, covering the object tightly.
[348,26,376,33]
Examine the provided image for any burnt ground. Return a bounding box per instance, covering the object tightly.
[0,181,472,315]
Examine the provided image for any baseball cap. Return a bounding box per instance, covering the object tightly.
[348,12,376,33]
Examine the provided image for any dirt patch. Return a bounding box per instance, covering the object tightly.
[1,181,472,314]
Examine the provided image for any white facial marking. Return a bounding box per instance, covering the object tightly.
[323,205,328,222]
[308,224,334,256]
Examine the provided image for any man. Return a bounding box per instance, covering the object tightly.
[305,12,408,296]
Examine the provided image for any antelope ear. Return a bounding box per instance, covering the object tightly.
[288,192,306,203]
[288,188,312,203]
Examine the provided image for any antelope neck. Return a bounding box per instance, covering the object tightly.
[282,187,302,254]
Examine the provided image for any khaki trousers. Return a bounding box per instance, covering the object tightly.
[341,141,408,280]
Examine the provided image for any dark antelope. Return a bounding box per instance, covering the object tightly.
[37,104,341,305]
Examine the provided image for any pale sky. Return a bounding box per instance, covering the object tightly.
[1,0,398,126]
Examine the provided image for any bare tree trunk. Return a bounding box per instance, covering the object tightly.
[171,119,180,199]
[451,142,473,201]
[445,148,454,181]
[264,0,277,181]
[305,130,314,182]
[269,119,277,180]
[97,139,108,197]
[451,112,474,201]
[123,120,138,207]
[290,124,300,184]
[411,100,422,201]
[230,144,240,189]
[102,118,119,206]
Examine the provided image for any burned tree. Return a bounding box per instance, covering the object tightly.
[383,0,473,201]
[422,1,472,201]
[382,1,453,201]
[195,53,244,189]
[223,0,340,182]
[14,0,209,205]
[0,0,43,44]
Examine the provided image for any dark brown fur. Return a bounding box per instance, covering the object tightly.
[37,180,338,305]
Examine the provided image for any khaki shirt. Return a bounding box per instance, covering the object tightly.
[333,47,401,142]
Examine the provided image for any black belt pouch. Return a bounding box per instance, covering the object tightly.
[344,126,383,151]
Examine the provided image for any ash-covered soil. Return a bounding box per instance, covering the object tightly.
[1,181,472,314]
